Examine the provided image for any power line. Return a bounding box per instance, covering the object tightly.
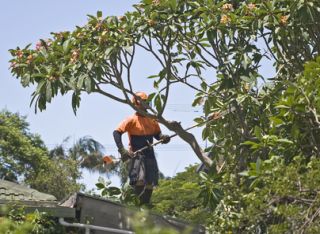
[46,143,207,152]
[166,104,202,113]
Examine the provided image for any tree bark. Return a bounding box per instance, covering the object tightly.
[157,116,213,168]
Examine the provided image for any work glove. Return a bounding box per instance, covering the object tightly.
[160,134,170,144]
[118,148,133,162]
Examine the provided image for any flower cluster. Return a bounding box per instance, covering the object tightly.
[220,15,231,24]
[70,49,80,63]
[280,15,289,25]
[247,3,256,11]
[222,3,233,12]
[152,0,161,6]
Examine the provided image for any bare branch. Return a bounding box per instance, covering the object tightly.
[177,27,218,69]
[157,32,173,116]
[93,85,127,104]
[260,31,281,64]
[120,45,135,91]
[136,36,165,68]
[172,73,205,93]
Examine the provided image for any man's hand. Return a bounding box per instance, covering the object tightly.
[118,148,133,162]
[160,134,170,144]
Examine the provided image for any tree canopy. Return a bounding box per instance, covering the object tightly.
[9,0,320,167]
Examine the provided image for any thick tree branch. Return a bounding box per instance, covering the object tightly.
[157,116,213,167]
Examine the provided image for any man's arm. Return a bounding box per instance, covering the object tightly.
[113,130,132,161]
[113,130,124,149]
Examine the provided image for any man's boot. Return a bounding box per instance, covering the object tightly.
[140,189,153,205]
[134,185,145,199]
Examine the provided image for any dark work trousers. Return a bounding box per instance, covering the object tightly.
[129,154,159,205]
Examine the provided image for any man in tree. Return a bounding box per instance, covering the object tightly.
[113,91,170,205]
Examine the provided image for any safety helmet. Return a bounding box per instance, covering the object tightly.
[132,91,148,106]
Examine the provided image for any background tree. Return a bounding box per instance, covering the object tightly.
[0,109,105,200]
[70,137,104,171]
[0,110,49,183]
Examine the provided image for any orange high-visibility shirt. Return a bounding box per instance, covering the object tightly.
[116,113,161,154]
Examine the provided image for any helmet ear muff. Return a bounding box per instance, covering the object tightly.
[131,96,139,106]
[132,92,148,106]
[134,99,139,106]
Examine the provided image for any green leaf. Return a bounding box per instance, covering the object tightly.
[241,141,259,150]
[269,116,284,126]
[15,64,28,68]
[153,80,159,89]
[77,74,86,89]
[206,30,214,45]
[63,39,71,53]
[202,126,210,140]
[21,74,31,87]
[147,92,156,102]
[275,105,290,109]
[142,0,152,4]
[256,157,262,172]
[124,46,133,54]
[97,11,102,18]
[154,94,162,112]
[147,75,159,79]
[203,100,211,116]
[194,117,204,124]
[71,92,80,115]
[241,141,258,146]
[36,80,46,93]
[85,78,92,93]
[238,171,249,177]
[95,183,105,190]
[192,96,204,106]
[39,47,48,58]
[46,82,52,102]
[32,73,46,79]
[237,94,247,104]
[254,126,263,139]
[201,81,207,91]
[276,139,293,144]
[199,171,208,180]
[189,1,200,8]
[105,48,113,59]
[101,189,108,196]
[107,186,121,196]
[87,62,94,71]
[168,0,177,10]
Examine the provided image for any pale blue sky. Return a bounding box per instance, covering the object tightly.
[1,1,206,189]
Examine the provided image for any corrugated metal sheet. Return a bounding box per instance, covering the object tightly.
[0,179,57,202]
[0,179,75,218]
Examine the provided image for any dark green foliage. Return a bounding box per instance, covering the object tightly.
[152,166,210,224]
[0,206,65,234]
[0,110,49,183]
